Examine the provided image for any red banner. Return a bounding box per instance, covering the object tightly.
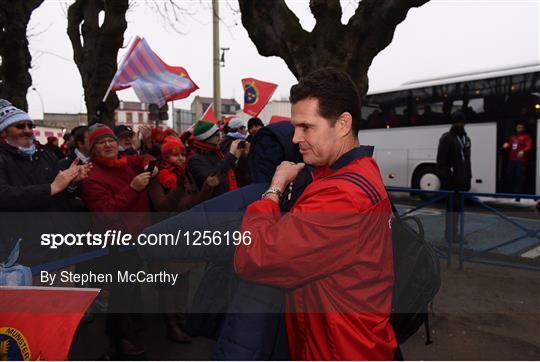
[0,286,99,361]
[269,115,291,124]
[242,78,278,117]
[201,103,219,124]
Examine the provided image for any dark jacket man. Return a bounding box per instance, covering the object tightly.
[188,120,243,199]
[436,112,472,191]
[0,99,88,265]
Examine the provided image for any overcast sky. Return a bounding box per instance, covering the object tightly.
[25,0,539,119]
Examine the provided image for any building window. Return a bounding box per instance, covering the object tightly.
[138,113,143,123]
[126,112,132,123]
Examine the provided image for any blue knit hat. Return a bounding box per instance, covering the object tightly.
[0,99,32,132]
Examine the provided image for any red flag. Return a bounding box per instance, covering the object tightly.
[110,37,198,106]
[201,103,219,124]
[242,78,278,116]
[222,115,235,124]
[269,115,291,124]
[0,286,99,360]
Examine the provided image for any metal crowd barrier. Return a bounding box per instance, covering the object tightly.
[29,189,539,275]
[458,192,540,271]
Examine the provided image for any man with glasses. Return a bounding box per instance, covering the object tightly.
[0,99,90,264]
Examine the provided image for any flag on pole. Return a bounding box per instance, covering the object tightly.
[110,37,198,106]
[0,286,99,361]
[200,103,219,124]
[269,115,291,124]
[241,78,278,117]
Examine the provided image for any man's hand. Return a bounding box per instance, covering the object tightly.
[241,142,251,158]
[517,151,525,159]
[205,174,220,188]
[51,168,79,195]
[68,157,92,183]
[130,172,152,191]
[503,142,509,149]
[229,139,243,158]
[139,125,153,149]
[72,163,92,183]
[270,161,306,192]
[139,125,152,141]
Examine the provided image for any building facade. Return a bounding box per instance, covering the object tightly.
[191,96,241,120]
[38,113,87,131]
[115,101,151,129]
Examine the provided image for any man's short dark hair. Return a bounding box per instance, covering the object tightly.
[289,68,362,135]
[248,117,264,130]
[71,125,88,147]
[451,111,466,123]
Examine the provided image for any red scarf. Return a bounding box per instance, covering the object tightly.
[157,161,186,190]
[190,139,238,191]
[91,154,128,168]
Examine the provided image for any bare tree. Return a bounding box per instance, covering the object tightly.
[238,0,429,97]
[67,0,129,126]
[0,0,44,111]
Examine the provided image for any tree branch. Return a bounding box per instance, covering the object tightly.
[67,0,85,68]
[310,0,342,29]
[238,0,310,78]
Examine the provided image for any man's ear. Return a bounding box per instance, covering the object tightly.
[337,112,353,137]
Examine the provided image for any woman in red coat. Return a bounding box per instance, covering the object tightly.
[81,123,156,359]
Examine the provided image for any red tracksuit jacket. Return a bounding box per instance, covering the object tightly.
[507,134,533,161]
[235,147,396,360]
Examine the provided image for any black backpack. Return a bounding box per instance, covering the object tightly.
[389,200,441,345]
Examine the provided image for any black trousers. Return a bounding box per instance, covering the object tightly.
[507,160,527,195]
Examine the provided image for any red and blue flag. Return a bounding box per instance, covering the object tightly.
[111,37,198,106]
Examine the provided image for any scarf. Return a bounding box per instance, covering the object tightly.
[3,138,37,156]
[18,144,36,156]
[157,161,187,190]
[190,138,238,191]
[91,154,128,168]
[75,148,91,164]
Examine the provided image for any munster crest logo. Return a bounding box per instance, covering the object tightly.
[244,82,259,105]
[0,327,32,361]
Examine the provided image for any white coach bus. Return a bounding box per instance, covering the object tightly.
[360,64,540,195]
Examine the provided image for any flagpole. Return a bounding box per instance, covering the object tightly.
[212,0,221,122]
[101,36,138,103]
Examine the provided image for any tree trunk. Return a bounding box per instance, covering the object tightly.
[0,0,44,111]
[238,0,430,98]
[67,0,129,126]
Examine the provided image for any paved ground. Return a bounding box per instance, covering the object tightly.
[400,263,540,360]
[69,261,540,361]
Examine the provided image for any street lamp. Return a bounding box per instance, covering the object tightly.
[220,47,230,67]
[31,87,45,125]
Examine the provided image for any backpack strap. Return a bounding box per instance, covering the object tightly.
[424,313,433,345]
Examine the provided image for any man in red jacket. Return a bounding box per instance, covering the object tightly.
[503,122,533,196]
[235,68,396,360]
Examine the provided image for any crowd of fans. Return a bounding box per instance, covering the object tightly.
[0,97,266,358]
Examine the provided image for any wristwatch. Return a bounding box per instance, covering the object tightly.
[261,186,283,201]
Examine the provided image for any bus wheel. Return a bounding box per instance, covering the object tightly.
[412,165,441,200]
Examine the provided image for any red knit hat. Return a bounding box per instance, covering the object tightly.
[151,128,165,143]
[164,128,178,137]
[88,123,117,149]
[161,136,186,158]
[47,136,58,143]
